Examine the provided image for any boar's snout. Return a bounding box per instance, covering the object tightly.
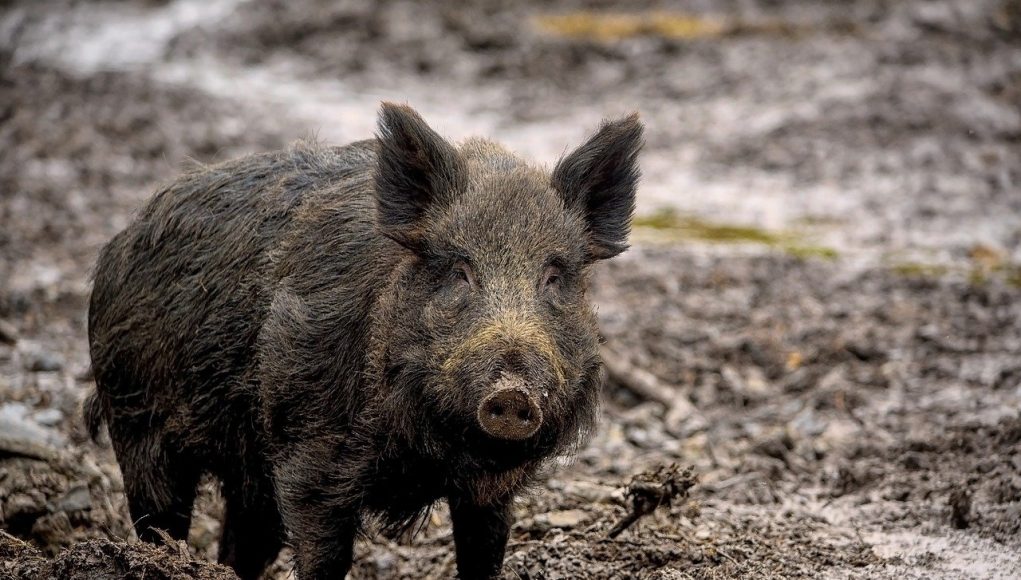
[476,375,543,441]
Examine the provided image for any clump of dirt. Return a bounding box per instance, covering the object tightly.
[504,502,878,579]
[0,531,238,580]
[826,414,1021,544]
[0,447,129,555]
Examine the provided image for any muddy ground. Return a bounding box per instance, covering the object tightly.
[1,0,1020,578]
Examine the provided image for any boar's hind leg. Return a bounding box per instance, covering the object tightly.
[218,472,285,580]
[117,437,201,543]
[449,496,512,580]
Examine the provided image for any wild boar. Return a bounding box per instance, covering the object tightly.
[85,103,643,579]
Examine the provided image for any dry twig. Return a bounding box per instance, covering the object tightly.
[600,346,706,434]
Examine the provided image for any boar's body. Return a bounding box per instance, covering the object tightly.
[88,141,389,577]
[87,105,643,580]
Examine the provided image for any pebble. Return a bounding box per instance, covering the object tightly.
[27,350,63,372]
[4,493,43,519]
[523,509,590,532]
[32,408,63,426]
[650,569,687,580]
[0,402,67,449]
[372,552,397,575]
[56,484,92,513]
[535,506,592,530]
[789,406,827,439]
[0,319,17,344]
[817,418,863,453]
[555,480,618,504]
[78,456,106,484]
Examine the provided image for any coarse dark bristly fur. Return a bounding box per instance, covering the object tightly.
[85,103,643,580]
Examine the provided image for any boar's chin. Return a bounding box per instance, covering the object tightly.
[467,425,564,470]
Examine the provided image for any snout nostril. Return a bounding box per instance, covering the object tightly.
[517,409,531,422]
[490,404,505,418]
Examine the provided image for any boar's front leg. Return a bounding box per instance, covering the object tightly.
[291,520,358,580]
[449,495,512,579]
[274,451,360,579]
[281,493,359,579]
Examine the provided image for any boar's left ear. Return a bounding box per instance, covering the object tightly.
[552,114,643,261]
[375,102,465,251]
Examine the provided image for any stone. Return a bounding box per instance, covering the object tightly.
[56,484,92,513]
[0,320,17,344]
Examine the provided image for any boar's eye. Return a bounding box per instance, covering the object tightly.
[541,265,562,292]
[451,261,475,290]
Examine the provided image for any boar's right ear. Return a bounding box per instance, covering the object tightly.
[552,113,644,261]
[375,102,465,250]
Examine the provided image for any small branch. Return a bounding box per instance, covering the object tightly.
[607,464,697,539]
[600,346,706,435]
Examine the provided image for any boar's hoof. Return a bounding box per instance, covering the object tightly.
[477,385,542,440]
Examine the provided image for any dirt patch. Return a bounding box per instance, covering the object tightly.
[0,57,283,297]
[1,531,237,580]
[0,448,128,555]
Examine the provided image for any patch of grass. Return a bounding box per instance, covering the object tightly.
[891,260,1021,288]
[633,209,839,260]
[1006,267,1021,288]
[534,12,726,42]
[633,209,787,245]
[989,263,1021,288]
[782,245,840,261]
[533,11,860,42]
[964,244,1021,287]
[792,215,847,228]
[891,262,950,278]
[632,209,840,260]
[968,268,989,286]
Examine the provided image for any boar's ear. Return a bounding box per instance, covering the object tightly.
[552,114,643,261]
[375,102,465,250]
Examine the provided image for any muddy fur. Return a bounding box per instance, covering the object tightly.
[86,103,642,579]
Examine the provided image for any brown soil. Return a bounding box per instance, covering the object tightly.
[1,531,237,579]
[1,0,1019,578]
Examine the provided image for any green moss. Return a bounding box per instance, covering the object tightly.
[1003,266,1021,288]
[792,215,846,227]
[534,12,726,42]
[891,262,949,278]
[533,11,858,42]
[890,260,1021,287]
[632,208,685,231]
[968,268,989,286]
[633,209,788,245]
[632,209,839,260]
[782,244,840,261]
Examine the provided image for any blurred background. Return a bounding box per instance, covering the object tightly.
[1,1,1020,578]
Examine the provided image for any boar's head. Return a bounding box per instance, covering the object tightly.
[369,103,643,474]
